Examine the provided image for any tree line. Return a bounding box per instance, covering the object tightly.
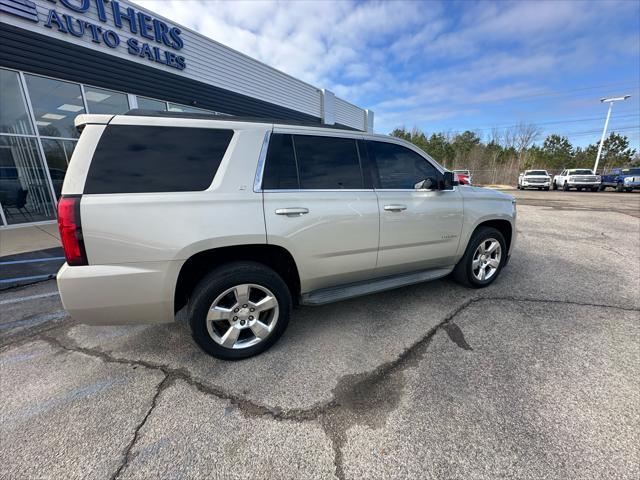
[390,123,638,185]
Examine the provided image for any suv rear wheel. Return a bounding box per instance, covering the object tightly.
[453,226,507,288]
[188,262,292,360]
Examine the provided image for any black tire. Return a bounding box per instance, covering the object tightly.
[452,226,507,288]
[188,261,292,360]
[616,183,624,192]
[598,185,606,191]
[562,182,569,191]
[625,188,633,193]
[552,181,558,190]
[577,187,583,191]
[591,187,598,192]
[544,187,550,191]
[538,187,542,190]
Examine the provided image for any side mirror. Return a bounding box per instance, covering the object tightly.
[415,178,436,190]
[441,171,454,190]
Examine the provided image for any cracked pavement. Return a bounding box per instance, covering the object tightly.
[1,190,639,479]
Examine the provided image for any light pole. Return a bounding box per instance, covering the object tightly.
[593,95,631,174]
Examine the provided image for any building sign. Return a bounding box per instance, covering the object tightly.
[1,0,186,70]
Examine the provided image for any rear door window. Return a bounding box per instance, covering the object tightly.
[262,134,299,189]
[262,134,364,190]
[84,125,233,194]
[293,135,363,189]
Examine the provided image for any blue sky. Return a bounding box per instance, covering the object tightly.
[138,0,639,148]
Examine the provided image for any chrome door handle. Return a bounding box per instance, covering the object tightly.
[275,207,309,217]
[384,204,407,212]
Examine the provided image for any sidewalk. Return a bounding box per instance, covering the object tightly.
[0,223,64,290]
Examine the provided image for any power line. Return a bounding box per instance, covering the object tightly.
[468,80,639,104]
[451,113,639,133]
[409,113,638,137]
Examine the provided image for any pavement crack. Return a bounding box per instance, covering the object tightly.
[38,334,328,424]
[14,293,637,480]
[110,374,171,480]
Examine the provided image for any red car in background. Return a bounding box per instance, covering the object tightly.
[454,172,471,185]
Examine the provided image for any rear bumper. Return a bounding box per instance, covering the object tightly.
[57,261,178,325]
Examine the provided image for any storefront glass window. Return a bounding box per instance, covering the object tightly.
[0,68,34,135]
[0,136,56,224]
[137,97,167,110]
[24,74,85,139]
[85,86,130,114]
[168,103,213,114]
[41,139,77,199]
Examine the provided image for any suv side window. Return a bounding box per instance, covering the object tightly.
[293,135,363,189]
[262,134,299,189]
[367,141,438,189]
[84,125,233,194]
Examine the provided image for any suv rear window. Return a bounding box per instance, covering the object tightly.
[84,125,233,194]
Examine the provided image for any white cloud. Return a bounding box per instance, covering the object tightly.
[135,0,639,136]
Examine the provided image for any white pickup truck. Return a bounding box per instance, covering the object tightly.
[517,170,551,190]
[552,169,601,192]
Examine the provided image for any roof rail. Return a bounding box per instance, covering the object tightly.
[123,109,356,130]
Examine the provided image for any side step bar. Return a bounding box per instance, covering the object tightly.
[300,267,453,306]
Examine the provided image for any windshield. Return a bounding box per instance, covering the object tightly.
[526,170,548,176]
[570,169,593,175]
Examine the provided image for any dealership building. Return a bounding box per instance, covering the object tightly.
[0,0,373,229]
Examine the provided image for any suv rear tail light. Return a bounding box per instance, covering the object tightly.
[57,196,88,266]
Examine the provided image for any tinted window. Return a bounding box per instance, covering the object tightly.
[368,141,438,189]
[85,86,130,114]
[84,125,233,194]
[263,134,299,189]
[25,74,85,138]
[294,135,362,189]
[0,68,34,135]
[137,97,166,110]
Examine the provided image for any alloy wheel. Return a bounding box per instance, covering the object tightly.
[471,238,502,281]
[206,284,279,349]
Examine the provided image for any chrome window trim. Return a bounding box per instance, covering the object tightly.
[253,130,272,192]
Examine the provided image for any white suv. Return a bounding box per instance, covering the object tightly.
[56,111,516,359]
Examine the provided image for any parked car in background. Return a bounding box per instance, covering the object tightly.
[552,169,601,191]
[454,172,471,185]
[517,170,551,190]
[600,167,640,192]
[452,169,472,184]
[56,111,517,360]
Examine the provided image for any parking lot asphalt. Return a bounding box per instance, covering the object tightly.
[1,190,638,479]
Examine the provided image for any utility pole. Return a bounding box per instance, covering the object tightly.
[594,95,631,174]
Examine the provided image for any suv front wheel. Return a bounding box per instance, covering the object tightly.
[188,262,292,360]
[453,226,507,288]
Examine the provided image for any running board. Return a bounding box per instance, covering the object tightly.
[300,267,453,306]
